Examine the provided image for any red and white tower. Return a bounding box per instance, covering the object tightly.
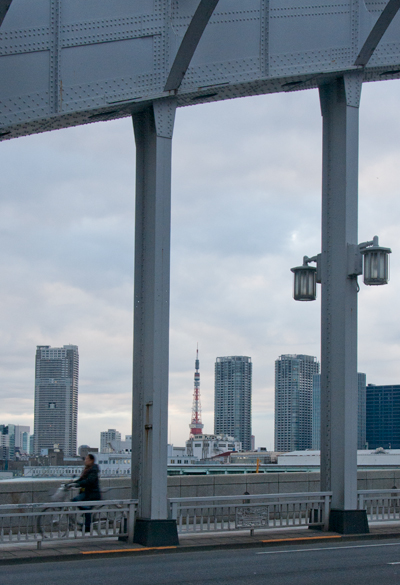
[189,346,204,437]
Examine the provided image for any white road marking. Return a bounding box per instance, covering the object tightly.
[256,542,400,555]
[388,562,400,565]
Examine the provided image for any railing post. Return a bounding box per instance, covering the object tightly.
[358,493,363,511]
[170,501,178,521]
[127,502,136,544]
[323,494,330,531]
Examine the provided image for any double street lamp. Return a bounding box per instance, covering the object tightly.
[291,236,391,301]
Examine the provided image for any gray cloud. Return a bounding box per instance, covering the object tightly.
[0,81,399,449]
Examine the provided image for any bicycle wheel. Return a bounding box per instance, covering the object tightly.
[37,507,70,538]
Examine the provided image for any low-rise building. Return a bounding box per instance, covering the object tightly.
[186,434,241,460]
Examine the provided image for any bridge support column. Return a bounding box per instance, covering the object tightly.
[319,75,368,534]
[130,99,179,546]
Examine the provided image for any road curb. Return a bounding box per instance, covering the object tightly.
[1,530,400,565]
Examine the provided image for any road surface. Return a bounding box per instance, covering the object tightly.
[3,539,400,584]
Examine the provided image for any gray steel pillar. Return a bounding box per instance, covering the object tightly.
[130,99,179,546]
[319,75,368,534]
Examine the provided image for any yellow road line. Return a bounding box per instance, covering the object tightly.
[82,546,177,554]
[260,535,342,543]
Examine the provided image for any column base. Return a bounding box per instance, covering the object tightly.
[329,509,369,534]
[133,519,179,547]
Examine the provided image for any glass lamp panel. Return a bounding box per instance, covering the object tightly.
[293,268,316,301]
[363,250,389,285]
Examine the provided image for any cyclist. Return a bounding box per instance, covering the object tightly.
[70,453,101,532]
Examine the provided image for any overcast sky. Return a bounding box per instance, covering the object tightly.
[1,78,399,450]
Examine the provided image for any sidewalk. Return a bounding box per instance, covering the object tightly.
[1,524,400,565]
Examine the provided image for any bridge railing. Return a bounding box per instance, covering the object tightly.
[358,489,400,523]
[2,488,400,546]
[0,499,137,546]
[168,492,332,534]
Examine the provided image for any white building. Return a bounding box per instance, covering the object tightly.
[96,453,131,476]
[24,465,84,478]
[276,448,400,467]
[167,444,198,465]
[108,437,132,454]
[100,429,121,452]
[186,434,241,460]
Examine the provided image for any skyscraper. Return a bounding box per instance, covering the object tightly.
[274,354,319,452]
[34,345,79,456]
[312,373,366,450]
[214,356,252,451]
[100,428,121,452]
[366,384,400,449]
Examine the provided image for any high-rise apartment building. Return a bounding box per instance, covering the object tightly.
[274,354,319,452]
[100,429,122,452]
[34,345,79,456]
[0,425,30,460]
[366,384,400,449]
[214,356,252,451]
[312,373,366,450]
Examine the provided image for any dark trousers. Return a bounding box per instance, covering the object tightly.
[72,493,92,530]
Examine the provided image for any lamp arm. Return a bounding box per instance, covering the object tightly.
[303,254,319,265]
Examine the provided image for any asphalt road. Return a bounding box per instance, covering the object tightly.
[3,539,400,585]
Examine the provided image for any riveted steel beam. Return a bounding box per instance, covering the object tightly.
[319,75,361,512]
[164,0,220,92]
[131,99,177,527]
[355,0,400,66]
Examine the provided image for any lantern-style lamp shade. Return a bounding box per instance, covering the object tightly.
[291,264,317,301]
[361,238,391,286]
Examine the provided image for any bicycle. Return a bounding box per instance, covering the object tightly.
[36,483,75,537]
[37,484,126,538]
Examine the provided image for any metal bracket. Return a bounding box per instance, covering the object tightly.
[347,243,363,277]
[316,253,322,284]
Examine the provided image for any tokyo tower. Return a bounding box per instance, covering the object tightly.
[189,346,204,437]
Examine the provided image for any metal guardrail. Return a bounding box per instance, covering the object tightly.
[358,489,400,523]
[2,488,400,548]
[0,499,138,546]
[169,492,332,534]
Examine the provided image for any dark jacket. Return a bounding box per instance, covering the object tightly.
[74,464,101,501]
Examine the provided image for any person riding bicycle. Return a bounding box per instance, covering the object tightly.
[69,453,101,532]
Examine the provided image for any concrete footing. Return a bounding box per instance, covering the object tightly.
[329,509,369,534]
[133,519,179,547]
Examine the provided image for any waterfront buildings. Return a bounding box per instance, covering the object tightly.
[0,425,30,460]
[274,354,319,452]
[366,384,400,449]
[100,429,122,452]
[312,372,366,450]
[34,345,79,456]
[214,356,252,451]
[185,434,241,460]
